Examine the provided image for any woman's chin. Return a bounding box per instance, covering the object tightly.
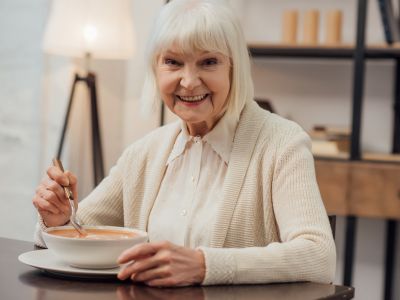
[175,105,211,121]
[180,116,206,125]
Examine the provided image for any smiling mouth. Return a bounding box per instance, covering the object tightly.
[176,94,209,103]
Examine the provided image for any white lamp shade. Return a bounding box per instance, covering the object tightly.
[43,0,135,59]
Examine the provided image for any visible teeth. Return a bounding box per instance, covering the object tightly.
[178,94,208,102]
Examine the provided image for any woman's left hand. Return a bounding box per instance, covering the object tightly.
[117,241,205,287]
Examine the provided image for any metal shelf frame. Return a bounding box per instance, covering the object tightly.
[249,45,400,60]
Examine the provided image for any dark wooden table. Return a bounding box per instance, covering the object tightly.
[1,237,354,300]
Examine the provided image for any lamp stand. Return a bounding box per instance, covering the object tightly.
[56,72,105,186]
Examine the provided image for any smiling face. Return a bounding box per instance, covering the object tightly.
[156,46,231,136]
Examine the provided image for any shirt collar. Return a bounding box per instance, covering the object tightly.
[166,123,189,165]
[203,112,238,164]
[166,112,238,165]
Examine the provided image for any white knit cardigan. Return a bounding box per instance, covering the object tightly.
[35,100,336,285]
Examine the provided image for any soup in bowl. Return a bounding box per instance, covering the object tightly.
[42,225,148,269]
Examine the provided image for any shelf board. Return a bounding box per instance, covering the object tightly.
[248,42,400,59]
[362,153,400,163]
[314,153,349,161]
[314,152,400,163]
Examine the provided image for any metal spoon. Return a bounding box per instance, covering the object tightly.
[52,158,87,237]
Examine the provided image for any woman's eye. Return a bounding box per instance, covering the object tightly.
[202,58,218,66]
[164,58,181,66]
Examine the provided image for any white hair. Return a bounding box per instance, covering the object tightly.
[140,0,254,121]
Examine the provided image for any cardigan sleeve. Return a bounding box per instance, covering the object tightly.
[198,129,336,285]
[75,145,135,226]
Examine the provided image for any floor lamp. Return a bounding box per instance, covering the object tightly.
[42,0,135,186]
[57,71,104,185]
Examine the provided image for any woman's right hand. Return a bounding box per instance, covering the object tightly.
[32,166,78,227]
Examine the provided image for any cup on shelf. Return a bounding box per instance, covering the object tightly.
[325,9,343,45]
[282,10,298,45]
[302,9,320,45]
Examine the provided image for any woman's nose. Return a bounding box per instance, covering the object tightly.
[180,68,201,90]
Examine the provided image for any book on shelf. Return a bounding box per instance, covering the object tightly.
[309,125,350,157]
[312,140,342,156]
[377,0,400,44]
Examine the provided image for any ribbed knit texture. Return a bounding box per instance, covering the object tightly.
[34,101,336,285]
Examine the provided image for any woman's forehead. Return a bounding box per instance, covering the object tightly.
[157,42,228,58]
[160,48,220,57]
[156,35,230,55]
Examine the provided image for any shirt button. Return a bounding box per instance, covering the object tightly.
[181,209,187,216]
[191,176,195,183]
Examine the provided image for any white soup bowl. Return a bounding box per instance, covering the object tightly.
[42,225,148,269]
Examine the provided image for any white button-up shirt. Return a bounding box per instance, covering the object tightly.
[148,112,238,247]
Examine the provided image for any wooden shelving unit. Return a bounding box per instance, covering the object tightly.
[248,1,399,298]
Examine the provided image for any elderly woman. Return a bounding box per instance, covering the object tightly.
[32,0,336,287]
